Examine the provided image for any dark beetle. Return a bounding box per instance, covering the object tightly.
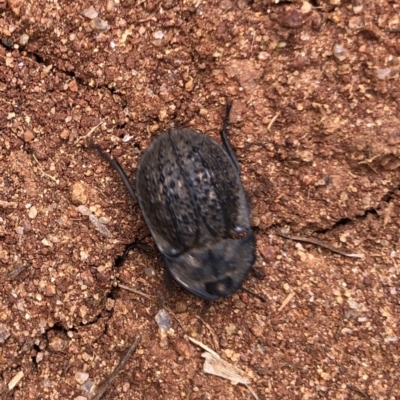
[95,103,255,300]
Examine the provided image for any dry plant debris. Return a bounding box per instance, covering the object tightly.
[187,336,258,400]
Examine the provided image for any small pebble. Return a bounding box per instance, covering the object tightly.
[153,30,164,40]
[60,129,70,140]
[333,44,347,61]
[149,123,159,133]
[106,0,116,13]
[225,323,236,335]
[90,17,110,32]
[81,380,95,395]
[348,16,364,29]
[81,7,98,19]
[28,206,37,219]
[48,336,68,353]
[281,9,304,29]
[298,150,313,162]
[105,297,115,311]
[122,134,133,142]
[301,1,312,13]
[23,130,34,142]
[0,323,10,343]
[384,335,398,343]
[43,283,56,297]
[252,216,260,227]
[224,348,234,359]
[71,182,88,205]
[19,33,29,46]
[76,205,91,216]
[7,0,22,15]
[185,77,194,92]
[257,51,269,60]
[376,68,391,80]
[41,238,52,247]
[75,372,89,385]
[174,339,194,359]
[175,301,187,313]
[144,267,155,277]
[122,382,130,392]
[155,309,171,331]
[2,38,13,49]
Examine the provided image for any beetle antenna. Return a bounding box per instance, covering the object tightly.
[90,142,137,202]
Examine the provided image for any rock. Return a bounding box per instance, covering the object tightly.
[250,324,263,337]
[0,323,10,343]
[71,182,88,205]
[28,206,37,219]
[75,372,89,385]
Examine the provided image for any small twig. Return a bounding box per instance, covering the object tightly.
[357,153,381,173]
[194,316,220,351]
[358,153,382,165]
[6,264,27,281]
[346,384,372,400]
[75,121,104,145]
[249,30,256,58]
[117,282,152,300]
[32,154,58,183]
[92,335,141,400]
[267,111,281,131]
[278,292,295,312]
[246,384,259,400]
[276,231,364,259]
[186,336,220,358]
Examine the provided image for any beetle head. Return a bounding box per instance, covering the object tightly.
[163,230,255,300]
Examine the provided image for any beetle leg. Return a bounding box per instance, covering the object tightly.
[115,241,156,267]
[164,267,174,292]
[91,142,137,202]
[251,267,265,280]
[241,287,266,302]
[219,101,241,173]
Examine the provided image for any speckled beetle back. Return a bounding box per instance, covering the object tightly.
[136,129,255,300]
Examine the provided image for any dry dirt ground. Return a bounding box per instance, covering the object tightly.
[0,0,399,399]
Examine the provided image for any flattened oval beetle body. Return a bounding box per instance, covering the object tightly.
[94,103,256,300]
[136,128,255,300]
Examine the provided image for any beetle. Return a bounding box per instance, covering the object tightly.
[93,102,256,300]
